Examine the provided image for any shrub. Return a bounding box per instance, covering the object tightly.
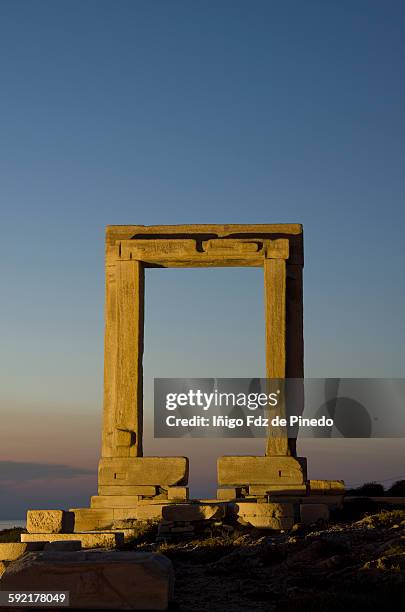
[386,479,405,496]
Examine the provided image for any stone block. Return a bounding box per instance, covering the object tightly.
[113,519,137,529]
[162,504,224,522]
[135,504,168,522]
[1,551,174,610]
[137,498,177,505]
[69,508,114,531]
[308,479,345,495]
[112,508,138,521]
[21,532,124,549]
[98,457,188,486]
[99,485,158,496]
[0,542,45,561]
[217,487,242,500]
[167,487,189,501]
[249,484,307,496]
[91,495,141,509]
[26,510,74,534]
[217,456,307,486]
[300,503,329,524]
[232,501,294,529]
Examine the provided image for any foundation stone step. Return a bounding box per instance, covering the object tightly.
[162,503,224,522]
[249,484,307,496]
[217,456,307,486]
[216,487,243,500]
[98,457,188,487]
[98,485,158,496]
[91,495,141,509]
[21,532,124,549]
[69,508,114,531]
[231,501,295,529]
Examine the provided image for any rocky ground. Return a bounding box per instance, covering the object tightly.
[137,503,405,611]
[1,503,404,611]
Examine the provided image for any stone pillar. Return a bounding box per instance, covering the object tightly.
[101,259,144,458]
[101,263,117,457]
[264,239,298,456]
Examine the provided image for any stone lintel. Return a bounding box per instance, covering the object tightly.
[116,237,294,268]
[106,223,303,244]
[105,224,303,267]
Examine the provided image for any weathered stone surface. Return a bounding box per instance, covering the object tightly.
[300,503,329,524]
[218,456,307,486]
[308,479,345,494]
[106,224,303,245]
[135,504,168,521]
[91,495,141,508]
[99,457,189,486]
[113,518,137,529]
[249,484,307,496]
[26,510,74,534]
[162,504,224,523]
[233,502,294,517]
[21,532,123,549]
[114,260,144,457]
[70,508,114,531]
[167,487,189,501]
[99,485,158,496]
[1,551,174,610]
[137,498,178,505]
[0,542,45,561]
[232,502,294,529]
[217,488,243,500]
[112,508,138,521]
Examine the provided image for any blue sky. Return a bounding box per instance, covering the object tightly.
[1,1,405,516]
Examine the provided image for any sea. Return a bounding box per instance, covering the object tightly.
[0,520,26,531]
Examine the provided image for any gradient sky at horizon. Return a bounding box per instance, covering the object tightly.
[1,1,405,517]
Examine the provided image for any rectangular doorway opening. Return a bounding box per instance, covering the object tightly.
[143,267,266,498]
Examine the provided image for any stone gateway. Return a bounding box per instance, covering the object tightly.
[8,224,343,548]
